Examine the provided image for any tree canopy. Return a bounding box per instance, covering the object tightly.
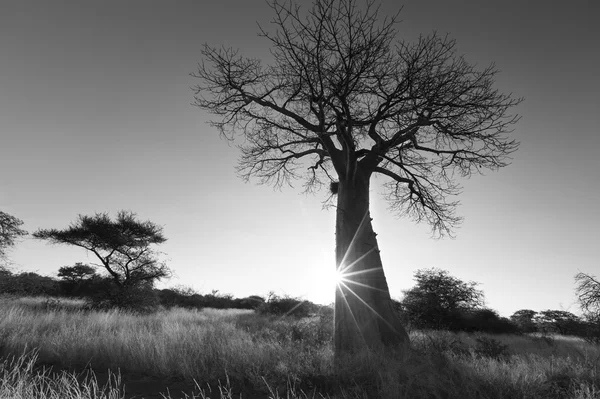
[193,0,521,237]
[0,211,28,264]
[34,211,170,288]
[401,268,484,329]
[58,263,97,283]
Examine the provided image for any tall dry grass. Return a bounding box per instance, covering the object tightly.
[0,296,599,398]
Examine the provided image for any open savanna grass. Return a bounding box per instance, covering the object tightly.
[0,296,599,398]
[0,350,123,399]
[0,296,334,397]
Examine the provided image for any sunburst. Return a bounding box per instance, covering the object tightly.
[332,212,402,338]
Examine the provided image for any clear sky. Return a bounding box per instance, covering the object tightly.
[1,0,598,317]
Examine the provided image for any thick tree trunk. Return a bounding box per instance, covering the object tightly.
[334,169,410,363]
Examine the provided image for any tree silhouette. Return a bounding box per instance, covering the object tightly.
[575,272,600,342]
[192,0,521,358]
[34,211,171,296]
[510,309,538,333]
[400,268,484,330]
[535,310,582,336]
[575,272,600,317]
[0,211,27,265]
[58,263,97,283]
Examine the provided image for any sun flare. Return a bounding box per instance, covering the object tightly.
[328,267,348,287]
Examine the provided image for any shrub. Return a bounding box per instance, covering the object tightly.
[0,272,59,296]
[88,279,159,312]
[474,336,510,359]
[257,294,317,318]
[456,308,520,334]
[235,295,266,310]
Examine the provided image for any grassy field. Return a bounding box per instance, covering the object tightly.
[0,296,598,398]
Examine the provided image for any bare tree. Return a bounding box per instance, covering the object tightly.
[575,272,600,316]
[34,211,170,289]
[192,0,521,359]
[0,211,28,266]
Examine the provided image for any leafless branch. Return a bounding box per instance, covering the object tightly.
[192,0,522,237]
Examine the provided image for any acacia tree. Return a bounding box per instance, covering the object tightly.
[510,309,538,333]
[0,211,28,266]
[192,0,521,358]
[58,263,97,283]
[34,211,170,290]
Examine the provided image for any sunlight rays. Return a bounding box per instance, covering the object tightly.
[338,280,401,335]
[333,210,402,342]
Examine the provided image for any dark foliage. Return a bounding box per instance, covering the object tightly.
[535,310,585,336]
[578,314,600,345]
[474,336,510,359]
[157,288,266,311]
[257,294,319,318]
[510,309,538,333]
[400,268,485,330]
[0,211,27,265]
[87,277,159,312]
[456,308,520,334]
[0,271,59,296]
[57,263,98,297]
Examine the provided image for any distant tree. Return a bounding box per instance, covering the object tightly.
[0,211,27,265]
[192,0,521,359]
[58,263,97,283]
[510,309,538,333]
[57,263,98,297]
[459,308,518,334]
[3,272,59,296]
[257,294,318,318]
[400,268,484,330]
[575,272,600,316]
[244,295,266,309]
[535,310,583,336]
[34,211,171,308]
[574,272,600,344]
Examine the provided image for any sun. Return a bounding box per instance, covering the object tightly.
[326,267,346,287]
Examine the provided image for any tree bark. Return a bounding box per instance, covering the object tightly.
[334,168,410,363]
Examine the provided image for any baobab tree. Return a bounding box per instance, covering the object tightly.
[192,0,521,360]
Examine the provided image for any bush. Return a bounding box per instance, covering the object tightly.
[234,295,266,310]
[474,336,510,359]
[256,294,317,318]
[455,308,520,334]
[0,272,59,296]
[88,279,159,312]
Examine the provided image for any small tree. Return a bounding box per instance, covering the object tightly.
[34,211,170,307]
[193,0,521,358]
[58,263,97,283]
[400,268,484,330]
[535,310,583,336]
[575,272,600,316]
[510,309,538,333]
[57,263,98,297]
[0,211,27,265]
[575,272,600,344]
